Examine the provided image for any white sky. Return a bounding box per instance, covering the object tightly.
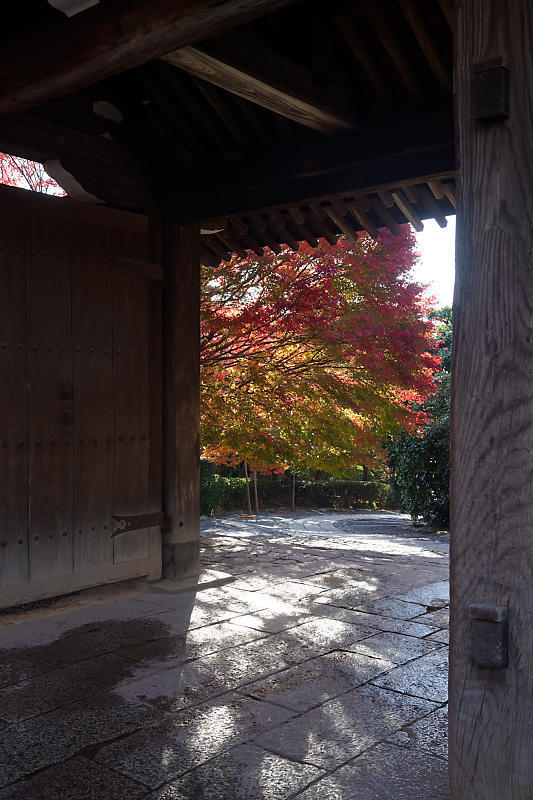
[412,215,456,308]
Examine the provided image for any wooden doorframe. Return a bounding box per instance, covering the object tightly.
[450,1,533,795]
[151,212,202,581]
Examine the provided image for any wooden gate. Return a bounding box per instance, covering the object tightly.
[0,187,162,608]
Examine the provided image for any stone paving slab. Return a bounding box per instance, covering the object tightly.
[396,580,449,607]
[0,756,147,800]
[0,695,166,789]
[426,628,449,644]
[372,646,449,703]
[415,607,450,628]
[146,744,325,800]
[113,637,295,712]
[311,603,439,637]
[0,649,55,690]
[386,704,448,759]
[18,616,173,666]
[0,651,133,723]
[95,692,296,789]
[225,606,313,633]
[293,742,450,799]
[269,617,378,654]
[243,651,394,712]
[254,683,439,770]
[346,631,442,664]
[353,596,428,619]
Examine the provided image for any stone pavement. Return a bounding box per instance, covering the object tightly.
[0,511,450,799]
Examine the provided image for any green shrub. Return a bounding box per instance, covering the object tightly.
[387,308,451,528]
[200,460,393,514]
[388,418,449,528]
[296,478,394,510]
[200,459,221,515]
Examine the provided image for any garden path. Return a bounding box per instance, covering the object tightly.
[0,511,449,799]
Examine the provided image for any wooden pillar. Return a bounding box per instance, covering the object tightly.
[450,2,533,796]
[152,214,201,580]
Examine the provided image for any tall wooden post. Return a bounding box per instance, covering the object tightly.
[152,214,201,580]
[450,2,533,796]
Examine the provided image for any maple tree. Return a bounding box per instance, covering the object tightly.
[201,228,440,475]
[0,153,63,194]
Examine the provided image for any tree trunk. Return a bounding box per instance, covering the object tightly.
[253,469,259,516]
[450,1,533,796]
[292,471,296,511]
[244,460,252,514]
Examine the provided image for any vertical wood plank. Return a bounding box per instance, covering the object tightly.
[450,1,533,796]
[72,221,114,571]
[26,211,74,581]
[0,203,28,589]
[160,218,201,579]
[111,229,151,564]
[147,218,163,581]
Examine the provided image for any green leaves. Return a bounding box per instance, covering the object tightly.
[388,308,451,527]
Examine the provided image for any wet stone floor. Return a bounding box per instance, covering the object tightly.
[0,511,450,799]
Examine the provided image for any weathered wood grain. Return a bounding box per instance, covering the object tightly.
[0,204,28,590]
[26,212,74,582]
[72,221,114,572]
[0,188,159,608]
[111,230,151,565]
[450,1,533,796]
[160,219,201,579]
[164,33,354,133]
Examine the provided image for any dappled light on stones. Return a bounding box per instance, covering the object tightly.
[0,511,449,798]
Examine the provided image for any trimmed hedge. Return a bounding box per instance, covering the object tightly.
[200,461,394,515]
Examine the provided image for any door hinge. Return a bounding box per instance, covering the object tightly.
[111,512,171,537]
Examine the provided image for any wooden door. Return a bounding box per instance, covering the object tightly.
[0,189,161,608]
[0,204,28,589]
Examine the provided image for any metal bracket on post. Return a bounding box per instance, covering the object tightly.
[111,512,172,537]
[470,603,509,669]
[472,59,510,122]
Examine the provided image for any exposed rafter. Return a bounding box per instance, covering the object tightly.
[163,32,354,133]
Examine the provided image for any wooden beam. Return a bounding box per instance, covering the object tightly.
[191,76,250,146]
[334,8,390,102]
[417,184,448,227]
[157,216,201,579]
[359,0,420,98]
[168,107,455,220]
[438,0,454,30]
[442,181,456,208]
[390,189,424,232]
[324,206,361,241]
[346,199,379,238]
[450,1,533,795]
[398,0,451,92]
[369,195,400,235]
[287,206,306,226]
[268,212,300,250]
[0,113,149,209]
[307,205,339,245]
[0,0,299,117]
[163,32,354,133]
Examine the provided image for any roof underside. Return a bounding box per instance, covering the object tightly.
[0,0,455,263]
